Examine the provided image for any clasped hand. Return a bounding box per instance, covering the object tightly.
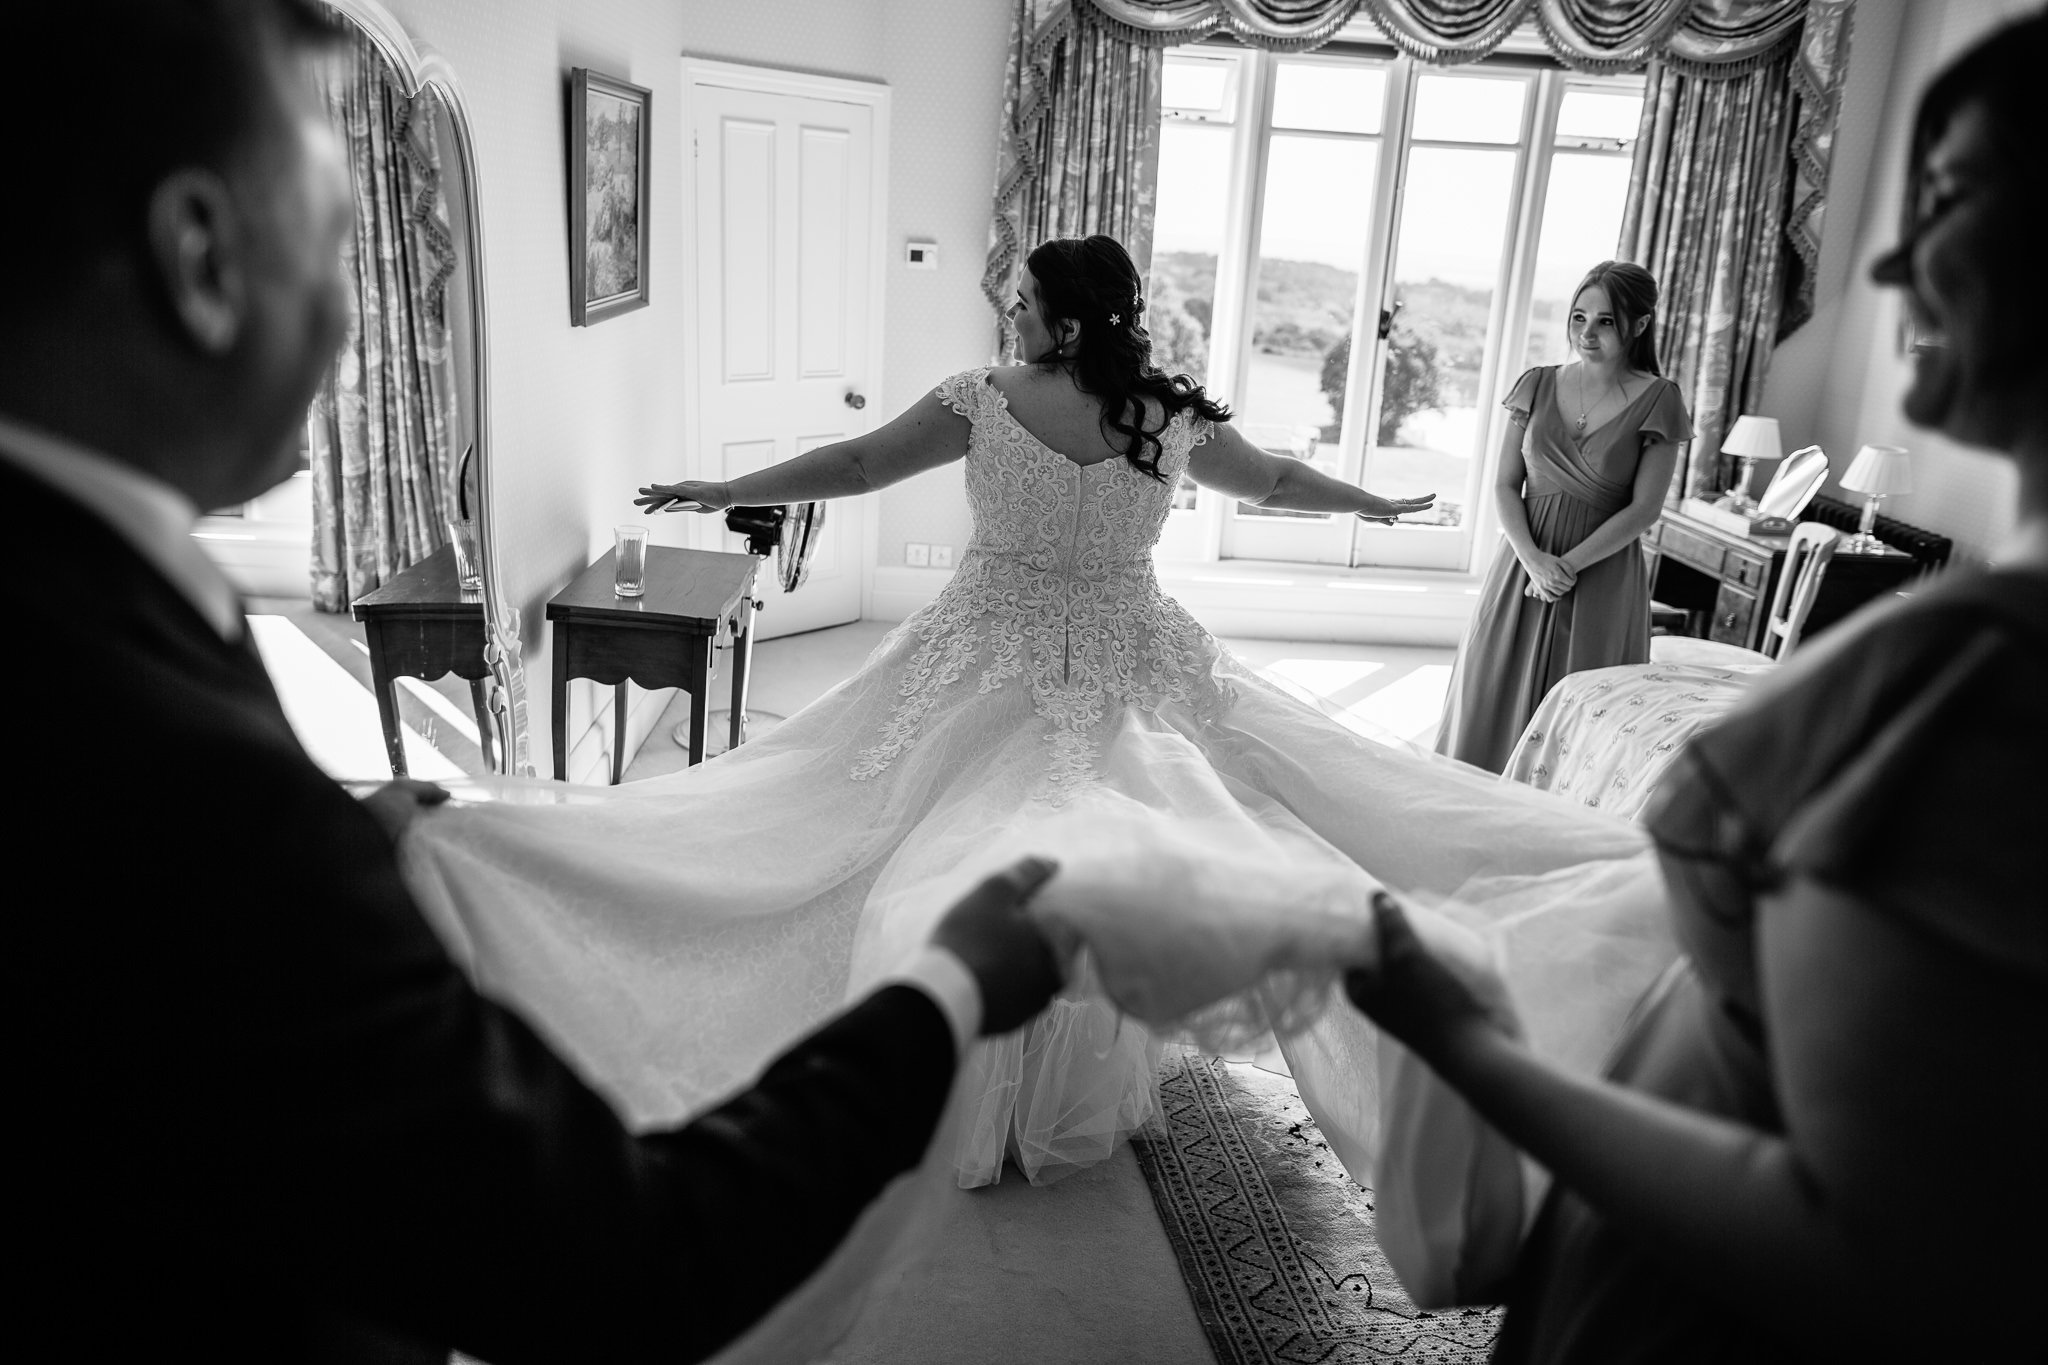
[1355,493,1438,525]
[634,480,731,515]
[1521,550,1576,602]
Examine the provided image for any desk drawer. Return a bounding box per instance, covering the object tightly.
[1709,583,1759,646]
[1728,552,1769,592]
[1658,523,1726,578]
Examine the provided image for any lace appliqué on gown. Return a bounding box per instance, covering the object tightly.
[850,368,1234,799]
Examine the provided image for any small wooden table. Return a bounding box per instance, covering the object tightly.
[350,543,496,778]
[546,546,759,783]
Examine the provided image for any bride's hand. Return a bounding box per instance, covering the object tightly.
[1355,492,1437,525]
[1344,892,1521,1068]
[634,480,731,515]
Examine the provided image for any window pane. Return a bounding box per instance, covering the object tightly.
[1519,152,1635,372]
[1149,120,1235,510]
[1272,61,1385,135]
[1164,55,1234,116]
[1147,122,1233,390]
[1556,88,1642,145]
[1235,133,1378,519]
[1363,145,1520,529]
[1410,73,1525,144]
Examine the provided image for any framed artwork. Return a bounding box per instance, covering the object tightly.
[569,67,651,325]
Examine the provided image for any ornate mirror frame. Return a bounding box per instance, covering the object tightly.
[323,0,532,775]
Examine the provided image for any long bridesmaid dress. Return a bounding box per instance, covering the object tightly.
[1436,365,1692,774]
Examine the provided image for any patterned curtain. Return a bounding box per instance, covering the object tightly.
[987,0,1857,452]
[1620,52,1795,502]
[307,32,461,612]
[1782,0,1856,331]
[982,0,1164,353]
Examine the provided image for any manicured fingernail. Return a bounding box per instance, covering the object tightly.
[1372,891,1396,912]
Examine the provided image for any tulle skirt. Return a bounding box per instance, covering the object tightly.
[404,615,1659,1170]
[401,620,1674,1357]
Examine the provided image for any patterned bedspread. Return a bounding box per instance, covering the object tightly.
[1504,661,1770,822]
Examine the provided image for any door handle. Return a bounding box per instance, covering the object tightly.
[1377,300,1403,341]
[844,391,867,410]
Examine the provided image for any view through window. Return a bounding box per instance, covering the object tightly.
[1147,45,1643,571]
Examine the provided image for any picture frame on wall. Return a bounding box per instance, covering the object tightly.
[568,67,651,326]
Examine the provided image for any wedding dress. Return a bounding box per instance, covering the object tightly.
[401,368,1676,1342]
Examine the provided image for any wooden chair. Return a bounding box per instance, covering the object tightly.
[1650,522,1842,666]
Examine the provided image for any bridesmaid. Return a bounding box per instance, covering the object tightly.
[1435,262,1691,773]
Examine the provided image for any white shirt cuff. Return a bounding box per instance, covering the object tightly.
[886,946,982,1055]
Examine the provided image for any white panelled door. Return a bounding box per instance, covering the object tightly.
[684,70,884,639]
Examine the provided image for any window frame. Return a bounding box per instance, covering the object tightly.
[1151,40,1645,575]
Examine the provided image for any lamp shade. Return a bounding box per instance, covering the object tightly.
[1841,444,1913,496]
[1719,415,1784,462]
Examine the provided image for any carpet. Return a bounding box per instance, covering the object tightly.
[1132,1047,1501,1363]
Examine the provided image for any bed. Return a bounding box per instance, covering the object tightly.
[1502,660,1769,822]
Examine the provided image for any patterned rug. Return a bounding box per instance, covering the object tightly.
[1132,1048,1501,1363]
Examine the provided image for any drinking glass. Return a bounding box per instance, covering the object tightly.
[446,517,482,592]
[614,525,648,597]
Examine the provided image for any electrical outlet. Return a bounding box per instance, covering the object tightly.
[930,544,954,569]
[904,542,930,567]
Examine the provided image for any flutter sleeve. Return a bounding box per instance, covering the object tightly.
[1639,378,1694,447]
[1501,367,1544,430]
[1775,619,2048,982]
[1655,577,2048,986]
[931,368,990,422]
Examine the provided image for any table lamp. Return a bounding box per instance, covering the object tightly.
[1839,444,1912,553]
[1717,415,1783,511]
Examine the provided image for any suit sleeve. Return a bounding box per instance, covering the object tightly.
[220,757,960,1364]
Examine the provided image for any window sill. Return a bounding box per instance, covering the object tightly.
[870,558,1483,645]
[1158,558,1481,644]
[192,515,311,599]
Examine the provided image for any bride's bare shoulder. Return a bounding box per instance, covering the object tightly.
[985,363,1037,398]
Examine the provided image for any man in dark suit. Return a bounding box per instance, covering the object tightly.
[0,3,1062,1361]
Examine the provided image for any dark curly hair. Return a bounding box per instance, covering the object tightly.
[1023,235,1232,481]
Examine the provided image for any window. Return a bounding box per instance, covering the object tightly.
[1147,45,1644,572]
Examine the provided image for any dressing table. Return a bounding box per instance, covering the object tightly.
[1645,493,1945,651]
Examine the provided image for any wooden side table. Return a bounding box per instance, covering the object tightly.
[546,546,759,783]
[351,543,495,778]
[1646,508,1922,651]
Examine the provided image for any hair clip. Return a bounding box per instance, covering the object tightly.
[1109,312,1122,326]
[1132,289,1143,308]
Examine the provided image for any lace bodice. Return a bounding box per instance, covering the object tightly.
[852,368,1234,796]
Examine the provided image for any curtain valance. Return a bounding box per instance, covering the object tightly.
[1081,0,1810,74]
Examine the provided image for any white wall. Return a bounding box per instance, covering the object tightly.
[1761,0,2030,567]
[374,0,1005,778]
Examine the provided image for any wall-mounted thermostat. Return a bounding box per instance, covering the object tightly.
[904,240,939,269]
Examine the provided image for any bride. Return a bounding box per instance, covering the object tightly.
[402,235,1668,1210]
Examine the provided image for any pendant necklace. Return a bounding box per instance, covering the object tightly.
[1574,367,1619,436]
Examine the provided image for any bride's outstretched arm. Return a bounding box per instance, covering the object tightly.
[1186,422,1436,522]
[1346,890,2046,1356]
[636,391,968,513]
